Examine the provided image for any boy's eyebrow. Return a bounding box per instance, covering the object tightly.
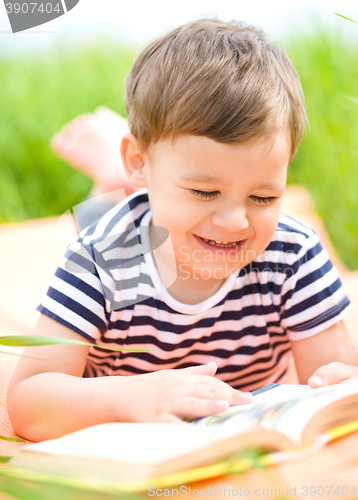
[178,173,219,183]
[178,174,286,191]
[255,182,286,191]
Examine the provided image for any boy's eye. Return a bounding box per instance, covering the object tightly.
[190,189,218,199]
[251,196,276,205]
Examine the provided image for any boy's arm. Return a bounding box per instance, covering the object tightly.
[7,315,251,441]
[6,314,118,440]
[290,319,358,385]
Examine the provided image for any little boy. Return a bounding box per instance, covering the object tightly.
[7,18,358,441]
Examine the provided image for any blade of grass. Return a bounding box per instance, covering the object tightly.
[0,436,25,443]
[333,13,358,23]
[341,94,358,105]
[0,350,59,362]
[0,336,148,352]
[0,471,111,500]
[0,468,143,499]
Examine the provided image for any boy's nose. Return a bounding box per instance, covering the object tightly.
[210,205,249,233]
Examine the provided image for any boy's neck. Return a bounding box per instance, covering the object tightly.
[164,274,226,305]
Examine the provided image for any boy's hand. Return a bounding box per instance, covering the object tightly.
[122,361,252,424]
[308,362,358,388]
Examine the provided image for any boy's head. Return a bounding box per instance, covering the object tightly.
[121,18,307,294]
[125,18,307,159]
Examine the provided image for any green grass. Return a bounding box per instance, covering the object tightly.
[286,28,358,270]
[0,28,357,269]
[0,38,136,223]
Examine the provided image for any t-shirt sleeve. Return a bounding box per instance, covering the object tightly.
[280,231,353,340]
[36,235,109,344]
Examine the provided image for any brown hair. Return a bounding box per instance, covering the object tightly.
[125,18,307,159]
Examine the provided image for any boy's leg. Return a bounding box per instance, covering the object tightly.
[51,107,137,197]
[51,107,138,229]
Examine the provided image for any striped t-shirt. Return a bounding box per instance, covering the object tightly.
[37,190,352,391]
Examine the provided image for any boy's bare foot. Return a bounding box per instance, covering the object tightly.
[51,107,137,196]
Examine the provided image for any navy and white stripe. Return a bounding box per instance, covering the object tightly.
[37,191,352,391]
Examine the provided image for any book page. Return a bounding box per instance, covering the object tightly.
[194,384,358,445]
[193,384,310,429]
[265,384,358,444]
[19,422,239,465]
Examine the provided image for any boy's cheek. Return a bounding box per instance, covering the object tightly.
[257,212,281,240]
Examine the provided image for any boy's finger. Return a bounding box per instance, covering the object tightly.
[308,362,355,387]
[156,413,189,424]
[234,390,253,404]
[186,361,218,376]
[191,383,252,405]
[176,396,230,419]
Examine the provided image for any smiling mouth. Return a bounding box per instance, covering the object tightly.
[199,237,241,248]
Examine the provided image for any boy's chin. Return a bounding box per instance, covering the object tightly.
[214,267,241,279]
[189,264,242,281]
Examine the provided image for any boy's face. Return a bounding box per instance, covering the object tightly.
[141,133,290,283]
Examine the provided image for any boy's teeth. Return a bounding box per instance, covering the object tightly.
[201,238,239,248]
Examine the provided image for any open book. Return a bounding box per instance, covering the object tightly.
[6,383,358,488]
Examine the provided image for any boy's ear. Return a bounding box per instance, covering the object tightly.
[120,133,148,188]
